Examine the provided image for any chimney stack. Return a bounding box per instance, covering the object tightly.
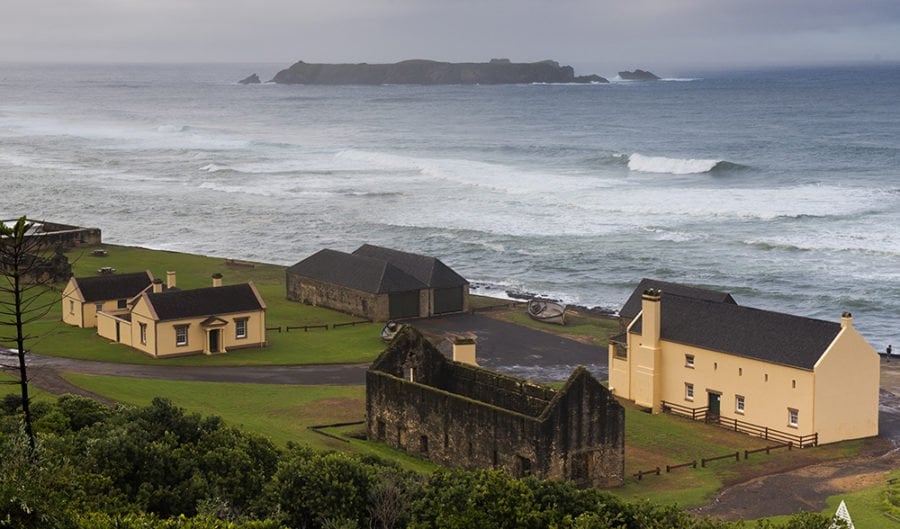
[211,273,223,287]
[841,311,853,329]
[166,271,176,289]
[641,288,662,349]
[152,278,163,293]
[451,334,478,366]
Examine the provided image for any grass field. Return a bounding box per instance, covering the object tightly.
[486,307,620,347]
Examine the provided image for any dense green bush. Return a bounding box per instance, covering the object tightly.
[0,394,843,529]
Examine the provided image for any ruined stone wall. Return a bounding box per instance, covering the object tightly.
[544,372,625,488]
[28,223,102,249]
[285,272,385,320]
[367,370,545,478]
[438,362,556,417]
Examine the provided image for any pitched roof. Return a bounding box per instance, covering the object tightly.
[287,249,425,294]
[630,293,841,370]
[619,278,735,320]
[74,271,153,302]
[145,283,265,321]
[353,244,468,288]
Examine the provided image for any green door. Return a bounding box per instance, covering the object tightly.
[433,287,463,314]
[707,392,721,420]
[389,291,420,319]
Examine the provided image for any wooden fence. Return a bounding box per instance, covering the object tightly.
[661,400,818,448]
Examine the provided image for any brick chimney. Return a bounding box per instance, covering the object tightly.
[211,273,223,287]
[841,311,853,329]
[166,271,176,289]
[152,278,163,293]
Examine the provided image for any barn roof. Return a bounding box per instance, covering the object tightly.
[287,249,426,294]
[353,244,468,288]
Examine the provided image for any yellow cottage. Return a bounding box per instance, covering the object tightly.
[97,276,267,357]
[609,281,880,446]
[61,271,153,328]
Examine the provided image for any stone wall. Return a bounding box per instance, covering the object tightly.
[29,221,102,248]
[366,327,625,487]
[285,272,385,320]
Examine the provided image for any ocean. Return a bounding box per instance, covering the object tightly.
[1,62,898,349]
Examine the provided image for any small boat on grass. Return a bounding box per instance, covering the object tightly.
[527,298,566,325]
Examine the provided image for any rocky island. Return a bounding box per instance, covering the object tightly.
[270,58,608,85]
[618,69,661,81]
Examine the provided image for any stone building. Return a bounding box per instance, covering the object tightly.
[1,219,101,249]
[286,245,469,321]
[366,326,625,487]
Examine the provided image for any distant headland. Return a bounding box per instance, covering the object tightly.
[268,58,609,85]
[618,69,661,81]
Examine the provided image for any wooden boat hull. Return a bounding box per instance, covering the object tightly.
[527,299,566,325]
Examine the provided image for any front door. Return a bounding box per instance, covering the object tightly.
[208,329,220,353]
[707,392,721,421]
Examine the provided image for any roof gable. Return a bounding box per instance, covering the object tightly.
[631,294,840,369]
[145,283,265,321]
[288,249,425,294]
[73,271,153,303]
[619,278,735,320]
[353,244,468,288]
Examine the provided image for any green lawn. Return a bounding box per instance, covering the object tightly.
[64,373,365,449]
[488,308,620,348]
[18,244,385,366]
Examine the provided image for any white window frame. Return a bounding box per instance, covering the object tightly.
[175,325,188,346]
[95,303,103,313]
[69,300,75,315]
[685,354,695,368]
[235,318,248,339]
[139,323,147,345]
[788,408,799,428]
[735,395,745,414]
[685,382,694,401]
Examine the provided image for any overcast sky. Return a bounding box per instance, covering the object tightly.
[2,0,899,74]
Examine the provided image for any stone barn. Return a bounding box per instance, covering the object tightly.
[366,326,625,487]
[286,245,469,322]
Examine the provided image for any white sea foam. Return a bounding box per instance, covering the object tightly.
[628,153,722,174]
[156,124,188,133]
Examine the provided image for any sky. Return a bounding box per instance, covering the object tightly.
[2,0,900,74]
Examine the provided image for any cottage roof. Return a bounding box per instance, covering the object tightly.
[287,249,425,294]
[74,271,153,302]
[619,278,735,320]
[630,294,841,370]
[145,283,265,321]
[353,244,468,288]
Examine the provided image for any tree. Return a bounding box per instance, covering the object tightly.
[0,216,62,451]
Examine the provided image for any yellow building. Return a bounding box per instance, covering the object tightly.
[609,282,880,446]
[61,271,153,328]
[96,275,267,357]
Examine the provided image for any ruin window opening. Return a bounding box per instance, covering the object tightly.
[377,420,385,440]
[420,435,429,453]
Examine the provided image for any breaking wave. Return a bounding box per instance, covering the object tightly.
[628,153,739,175]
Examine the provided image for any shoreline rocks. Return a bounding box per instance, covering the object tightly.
[618,69,661,81]
[238,73,261,84]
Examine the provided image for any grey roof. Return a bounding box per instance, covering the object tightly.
[287,249,426,294]
[145,283,264,321]
[75,271,152,302]
[630,293,840,370]
[619,278,736,320]
[353,244,468,288]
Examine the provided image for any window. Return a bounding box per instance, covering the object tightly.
[765,373,769,382]
[738,367,743,376]
[139,323,147,345]
[713,362,718,371]
[788,408,799,428]
[792,379,796,389]
[95,303,103,313]
[685,354,695,368]
[69,300,75,315]
[735,395,745,414]
[117,299,127,310]
[420,435,429,453]
[175,325,188,346]
[685,383,694,401]
[235,318,248,339]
